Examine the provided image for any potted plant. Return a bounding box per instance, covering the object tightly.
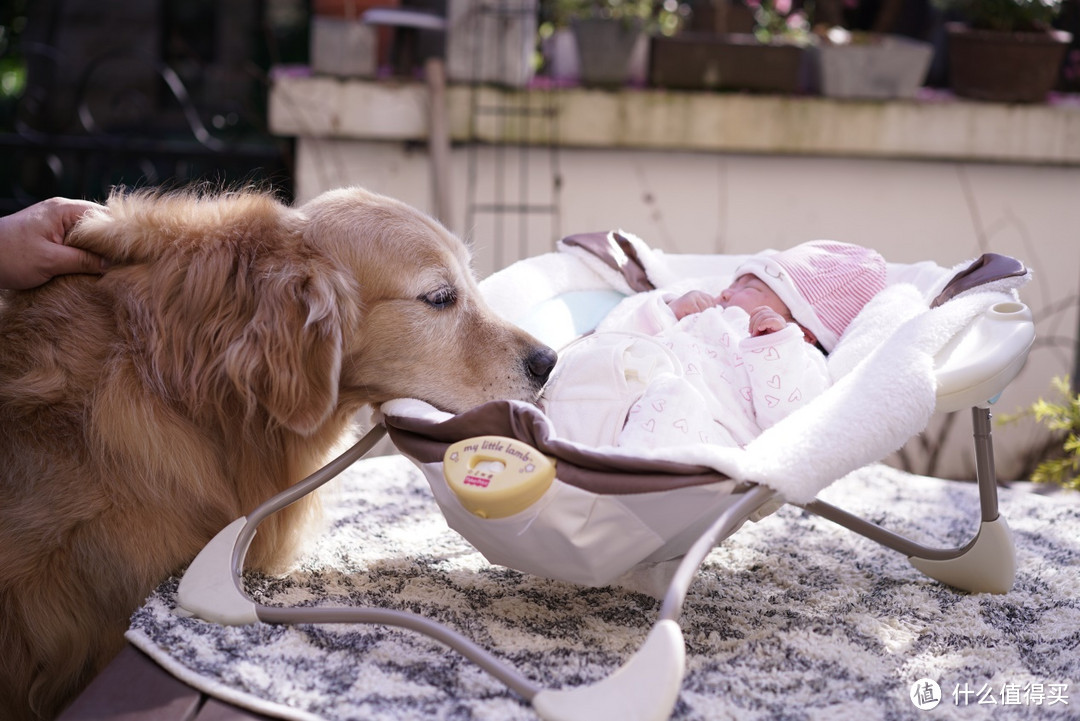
[572,0,648,88]
[1001,376,1080,490]
[815,26,934,100]
[543,0,678,87]
[933,0,1072,102]
[446,0,538,87]
[311,0,402,77]
[649,0,818,93]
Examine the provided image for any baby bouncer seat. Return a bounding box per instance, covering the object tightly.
[177,231,1035,721]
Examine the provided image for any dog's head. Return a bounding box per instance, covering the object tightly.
[70,187,556,436]
[300,187,557,418]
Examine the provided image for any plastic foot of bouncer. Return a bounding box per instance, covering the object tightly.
[908,516,1016,594]
[176,517,260,625]
[531,619,685,721]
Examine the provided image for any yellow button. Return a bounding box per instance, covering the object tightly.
[443,436,556,519]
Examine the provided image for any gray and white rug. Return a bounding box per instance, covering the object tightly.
[128,455,1080,720]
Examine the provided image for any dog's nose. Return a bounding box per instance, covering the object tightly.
[527,346,558,383]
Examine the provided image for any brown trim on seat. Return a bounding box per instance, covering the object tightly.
[384,400,741,495]
[930,253,1027,308]
[560,231,657,293]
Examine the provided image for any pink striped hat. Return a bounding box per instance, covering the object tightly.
[734,240,887,352]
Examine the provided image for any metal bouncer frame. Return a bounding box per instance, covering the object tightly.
[177,254,1033,721]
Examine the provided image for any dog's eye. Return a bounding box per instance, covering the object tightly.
[422,287,456,310]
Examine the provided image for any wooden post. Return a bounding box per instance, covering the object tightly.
[426,56,452,228]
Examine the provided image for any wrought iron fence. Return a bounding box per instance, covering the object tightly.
[0,0,302,212]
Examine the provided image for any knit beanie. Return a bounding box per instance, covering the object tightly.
[733,240,887,352]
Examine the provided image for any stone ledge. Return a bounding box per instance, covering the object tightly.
[268,70,1080,166]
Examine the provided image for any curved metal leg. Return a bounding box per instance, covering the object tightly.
[799,406,1016,593]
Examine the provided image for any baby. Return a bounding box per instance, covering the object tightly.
[542,240,887,449]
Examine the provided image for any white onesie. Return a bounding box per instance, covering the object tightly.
[541,290,830,449]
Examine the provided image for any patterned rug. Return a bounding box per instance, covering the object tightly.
[127,454,1080,720]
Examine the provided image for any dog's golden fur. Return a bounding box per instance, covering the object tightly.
[0,186,556,720]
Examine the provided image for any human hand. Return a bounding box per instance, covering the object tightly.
[748,306,788,337]
[0,198,109,290]
[668,290,719,320]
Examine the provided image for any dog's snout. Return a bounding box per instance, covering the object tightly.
[527,346,558,383]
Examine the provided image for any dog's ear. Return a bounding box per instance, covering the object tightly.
[223,259,354,436]
[107,191,359,436]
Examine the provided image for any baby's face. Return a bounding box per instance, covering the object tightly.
[718,274,792,319]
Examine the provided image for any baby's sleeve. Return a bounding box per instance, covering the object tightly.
[738,325,830,430]
[596,289,679,335]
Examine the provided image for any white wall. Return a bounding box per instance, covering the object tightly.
[293,136,1079,482]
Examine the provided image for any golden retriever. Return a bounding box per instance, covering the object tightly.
[0,186,557,720]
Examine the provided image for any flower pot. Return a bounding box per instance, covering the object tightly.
[543,28,580,80]
[571,17,645,89]
[818,34,933,100]
[946,23,1072,103]
[313,0,402,70]
[446,0,536,87]
[649,33,816,94]
[311,16,379,78]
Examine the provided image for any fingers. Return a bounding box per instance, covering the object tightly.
[54,198,105,237]
[48,243,109,277]
[749,307,787,336]
[45,199,110,278]
[0,199,110,289]
[51,198,109,276]
[673,290,718,319]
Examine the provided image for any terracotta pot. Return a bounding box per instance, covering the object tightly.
[946,23,1072,103]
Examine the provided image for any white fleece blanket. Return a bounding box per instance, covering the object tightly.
[481,235,1030,504]
[691,285,983,503]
